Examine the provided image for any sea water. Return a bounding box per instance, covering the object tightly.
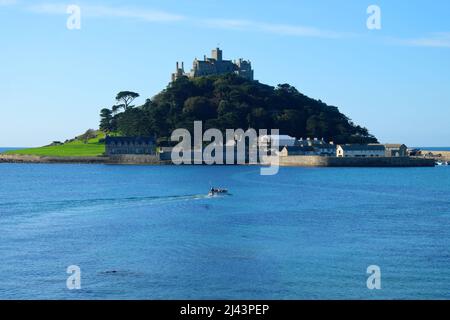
[0,163,449,299]
[0,148,23,153]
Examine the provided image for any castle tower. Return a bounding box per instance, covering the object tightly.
[171,61,186,81]
[211,47,222,61]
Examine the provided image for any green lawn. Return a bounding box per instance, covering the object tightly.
[4,133,106,157]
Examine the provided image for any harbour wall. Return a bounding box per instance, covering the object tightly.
[0,154,107,164]
[106,155,165,165]
[263,156,435,167]
[421,151,450,161]
[0,154,170,165]
[0,154,435,167]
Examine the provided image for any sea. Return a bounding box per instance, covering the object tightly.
[0,149,449,299]
[0,147,23,153]
[417,147,450,152]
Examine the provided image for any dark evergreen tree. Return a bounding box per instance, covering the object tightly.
[101,74,378,145]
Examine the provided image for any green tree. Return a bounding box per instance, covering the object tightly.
[99,74,378,145]
[183,96,216,121]
[276,109,305,137]
[99,108,113,132]
[116,108,153,137]
[115,91,140,111]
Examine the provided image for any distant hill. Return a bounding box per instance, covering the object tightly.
[100,74,377,145]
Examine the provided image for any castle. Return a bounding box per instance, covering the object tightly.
[172,48,254,82]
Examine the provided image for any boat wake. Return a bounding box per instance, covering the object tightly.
[0,193,210,217]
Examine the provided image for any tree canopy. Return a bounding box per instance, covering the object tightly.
[114,91,140,112]
[99,74,377,145]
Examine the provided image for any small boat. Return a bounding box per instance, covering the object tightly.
[436,161,445,166]
[208,188,229,196]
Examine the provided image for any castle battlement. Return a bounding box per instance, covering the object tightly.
[172,48,254,82]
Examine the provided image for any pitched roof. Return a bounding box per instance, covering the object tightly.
[105,136,155,144]
[282,146,315,152]
[159,146,187,152]
[315,144,336,149]
[339,144,385,151]
[261,134,296,140]
[384,144,406,148]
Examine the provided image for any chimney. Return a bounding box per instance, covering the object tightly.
[181,62,184,71]
[176,62,179,70]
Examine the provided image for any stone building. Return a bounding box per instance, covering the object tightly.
[172,48,254,81]
[384,144,408,157]
[298,138,336,156]
[105,137,155,156]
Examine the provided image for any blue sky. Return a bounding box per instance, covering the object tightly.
[1,0,449,147]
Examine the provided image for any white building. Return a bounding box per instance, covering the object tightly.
[336,144,385,157]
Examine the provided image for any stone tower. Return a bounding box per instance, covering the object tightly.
[171,61,185,82]
[211,48,223,61]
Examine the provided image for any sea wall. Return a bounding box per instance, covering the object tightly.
[263,156,435,167]
[421,151,450,161]
[0,154,107,164]
[106,155,164,165]
[0,154,166,165]
[1,154,435,167]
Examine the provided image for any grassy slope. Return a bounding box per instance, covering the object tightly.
[4,133,106,157]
